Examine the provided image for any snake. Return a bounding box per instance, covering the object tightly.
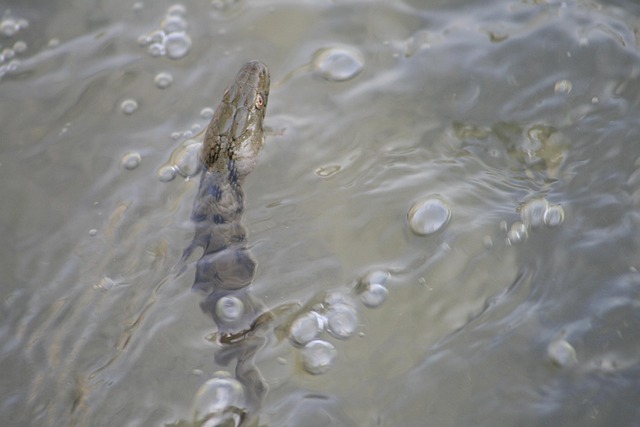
[181,60,270,337]
[180,60,271,421]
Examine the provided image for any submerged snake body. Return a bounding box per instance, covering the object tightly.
[183,61,270,338]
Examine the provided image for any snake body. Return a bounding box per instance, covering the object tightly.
[183,60,270,339]
[179,61,271,423]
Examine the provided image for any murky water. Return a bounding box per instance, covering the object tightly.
[3,0,640,425]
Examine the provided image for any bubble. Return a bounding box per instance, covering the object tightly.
[215,296,244,323]
[13,40,26,53]
[325,303,358,339]
[407,196,451,236]
[161,15,188,33]
[171,139,202,177]
[554,79,572,94]
[358,270,389,308]
[148,30,165,44]
[158,165,177,182]
[2,48,14,60]
[0,18,18,36]
[289,311,324,346]
[312,46,364,82]
[148,42,166,57]
[520,198,548,228]
[132,2,144,12]
[89,229,98,236]
[361,270,389,287]
[137,34,151,46]
[48,38,60,48]
[96,277,115,291]
[165,32,192,59]
[16,19,28,30]
[507,221,528,244]
[315,165,341,177]
[191,373,245,423]
[154,71,173,89]
[167,4,187,16]
[301,340,337,375]
[547,338,577,368]
[324,292,351,308]
[120,99,138,115]
[121,151,141,170]
[200,107,215,119]
[360,283,388,308]
[594,356,618,372]
[544,204,564,227]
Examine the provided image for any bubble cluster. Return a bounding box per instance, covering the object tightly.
[0,13,29,81]
[191,372,245,425]
[520,198,548,229]
[357,270,390,308]
[407,196,451,236]
[286,270,395,373]
[286,292,362,374]
[508,198,565,244]
[137,5,192,60]
[0,13,29,37]
[312,46,365,82]
[360,283,388,308]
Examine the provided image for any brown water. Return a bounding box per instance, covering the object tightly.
[3,0,640,425]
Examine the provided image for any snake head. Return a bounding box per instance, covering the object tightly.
[202,60,270,179]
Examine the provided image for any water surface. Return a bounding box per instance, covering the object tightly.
[2,0,640,425]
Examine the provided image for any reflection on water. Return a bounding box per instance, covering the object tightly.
[3,0,640,425]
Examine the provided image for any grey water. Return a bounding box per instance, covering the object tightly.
[3,0,640,425]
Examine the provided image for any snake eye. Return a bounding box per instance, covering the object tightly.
[255,94,264,109]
